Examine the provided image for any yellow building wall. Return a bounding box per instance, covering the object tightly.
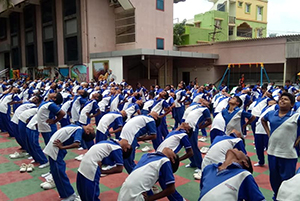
[235,0,268,24]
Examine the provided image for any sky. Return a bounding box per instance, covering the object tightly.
[173,0,300,36]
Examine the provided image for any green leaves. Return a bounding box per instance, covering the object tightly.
[173,19,186,46]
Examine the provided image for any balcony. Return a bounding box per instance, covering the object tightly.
[229,16,236,24]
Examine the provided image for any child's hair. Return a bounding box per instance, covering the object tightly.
[82,132,96,142]
[244,156,253,174]
[171,154,180,173]
[281,92,295,105]
[233,96,243,108]
[122,146,133,159]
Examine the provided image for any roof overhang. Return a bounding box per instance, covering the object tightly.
[90,49,219,60]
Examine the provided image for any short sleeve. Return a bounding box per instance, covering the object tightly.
[202,108,211,119]
[263,111,271,122]
[115,116,124,127]
[162,100,169,109]
[233,140,247,155]
[180,135,192,150]
[109,149,123,166]
[239,174,266,201]
[48,102,61,114]
[169,97,174,105]
[73,128,83,143]
[159,161,175,186]
[242,110,252,120]
[93,101,100,112]
[146,121,157,135]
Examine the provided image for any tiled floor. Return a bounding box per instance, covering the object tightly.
[0,115,299,201]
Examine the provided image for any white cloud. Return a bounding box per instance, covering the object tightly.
[174,0,300,35]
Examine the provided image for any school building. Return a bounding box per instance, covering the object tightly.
[0,0,299,88]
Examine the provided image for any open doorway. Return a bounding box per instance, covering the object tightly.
[182,72,190,85]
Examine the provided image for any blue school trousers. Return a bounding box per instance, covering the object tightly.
[18,121,29,152]
[268,155,297,200]
[173,106,185,129]
[0,112,14,137]
[189,129,202,169]
[123,138,138,174]
[210,128,225,144]
[254,134,268,165]
[49,149,74,199]
[26,128,48,165]
[77,168,101,201]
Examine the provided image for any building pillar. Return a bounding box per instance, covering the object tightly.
[56,0,64,66]
[20,12,26,71]
[283,60,287,85]
[36,5,43,67]
[148,56,150,80]
[164,57,167,86]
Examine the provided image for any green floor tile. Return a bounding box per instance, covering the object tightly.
[176,181,200,201]
[0,162,20,174]
[0,178,45,200]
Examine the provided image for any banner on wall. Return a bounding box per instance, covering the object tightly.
[92,60,116,82]
[57,68,69,79]
[71,64,87,82]
[12,70,20,79]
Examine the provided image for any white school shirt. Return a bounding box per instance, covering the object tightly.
[11,102,36,124]
[184,106,210,131]
[255,105,277,134]
[0,94,15,113]
[61,100,72,119]
[78,140,123,181]
[97,112,122,134]
[120,115,156,145]
[277,173,300,201]
[18,108,38,124]
[118,153,174,201]
[43,126,82,160]
[26,114,38,130]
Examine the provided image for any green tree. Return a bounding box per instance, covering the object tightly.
[173,19,186,46]
[0,0,14,9]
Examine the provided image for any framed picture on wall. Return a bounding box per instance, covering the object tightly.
[71,64,88,82]
[92,60,112,82]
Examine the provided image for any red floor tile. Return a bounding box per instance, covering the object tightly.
[0,138,11,143]
[99,190,119,201]
[65,159,81,169]
[0,146,20,155]
[100,172,128,189]
[0,170,33,185]
[14,189,59,201]
[174,174,191,187]
[254,174,272,191]
[251,161,269,173]
[70,149,87,155]
[247,152,256,157]
[0,189,10,201]
[13,159,33,167]
[66,170,78,183]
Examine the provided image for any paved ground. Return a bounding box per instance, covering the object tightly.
[0,115,299,201]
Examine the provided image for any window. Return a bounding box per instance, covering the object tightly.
[41,0,57,65]
[215,19,222,27]
[44,41,55,64]
[156,38,164,50]
[157,0,164,11]
[0,18,7,40]
[229,26,234,36]
[238,1,243,7]
[63,0,77,17]
[217,3,225,12]
[245,3,251,13]
[257,6,263,21]
[63,0,81,63]
[65,36,78,62]
[194,22,201,28]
